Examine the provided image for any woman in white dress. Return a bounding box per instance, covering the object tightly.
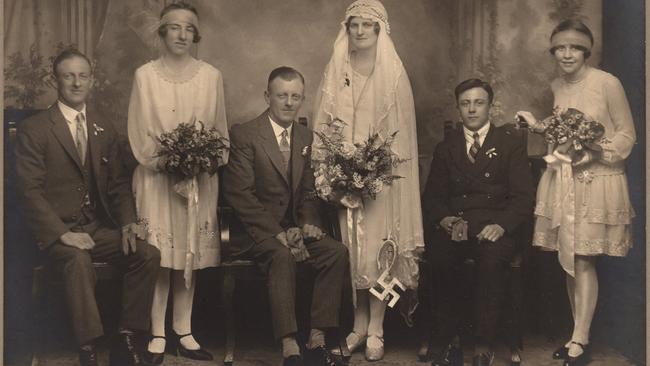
[127,2,228,364]
[517,19,635,365]
[312,0,424,361]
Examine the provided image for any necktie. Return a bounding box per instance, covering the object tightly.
[279,129,290,170]
[75,113,87,164]
[468,132,480,164]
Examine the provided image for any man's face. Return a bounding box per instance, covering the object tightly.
[348,16,379,51]
[265,77,305,127]
[55,56,93,111]
[457,87,491,131]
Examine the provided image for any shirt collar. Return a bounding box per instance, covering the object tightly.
[57,100,87,124]
[463,121,490,140]
[268,114,293,137]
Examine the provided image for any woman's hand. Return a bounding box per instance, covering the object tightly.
[555,140,573,155]
[515,111,546,133]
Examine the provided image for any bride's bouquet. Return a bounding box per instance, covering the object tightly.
[157,118,229,181]
[312,118,406,209]
[533,107,605,159]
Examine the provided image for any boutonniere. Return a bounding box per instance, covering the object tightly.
[302,145,311,157]
[92,123,105,136]
[486,147,498,158]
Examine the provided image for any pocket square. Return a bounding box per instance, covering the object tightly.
[101,157,109,165]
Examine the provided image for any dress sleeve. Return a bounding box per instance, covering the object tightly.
[213,69,229,166]
[127,67,163,171]
[600,75,636,163]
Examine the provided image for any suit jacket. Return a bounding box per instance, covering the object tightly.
[15,104,137,249]
[422,124,534,238]
[223,111,324,254]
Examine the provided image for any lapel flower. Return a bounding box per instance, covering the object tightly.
[92,123,105,136]
[485,147,498,158]
[302,145,311,157]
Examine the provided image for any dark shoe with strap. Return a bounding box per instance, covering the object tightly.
[305,345,346,366]
[553,344,570,359]
[563,342,591,366]
[431,343,463,366]
[283,354,304,366]
[472,351,495,366]
[79,344,98,366]
[142,335,165,366]
[171,332,213,361]
[109,332,142,366]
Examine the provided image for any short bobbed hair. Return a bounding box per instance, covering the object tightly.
[549,19,593,59]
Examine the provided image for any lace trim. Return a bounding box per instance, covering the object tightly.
[535,202,634,224]
[533,231,631,257]
[150,59,203,84]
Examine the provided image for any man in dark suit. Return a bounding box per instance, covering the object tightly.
[14,49,160,366]
[422,79,534,366]
[223,66,349,366]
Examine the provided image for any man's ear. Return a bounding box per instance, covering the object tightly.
[264,89,270,105]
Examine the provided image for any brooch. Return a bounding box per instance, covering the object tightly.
[485,147,498,158]
[92,123,105,136]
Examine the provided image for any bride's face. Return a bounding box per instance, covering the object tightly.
[347,16,379,50]
[551,31,587,76]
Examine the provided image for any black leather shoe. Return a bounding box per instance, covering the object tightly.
[472,352,495,366]
[170,333,213,361]
[142,336,165,366]
[553,344,570,359]
[283,354,304,366]
[109,332,142,366]
[79,344,98,366]
[431,343,463,366]
[563,342,590,366]
[305,345,345,366]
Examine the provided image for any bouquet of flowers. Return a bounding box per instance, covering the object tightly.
[532,107,605,159]
[157,118,229,180]
[312,118,406,209]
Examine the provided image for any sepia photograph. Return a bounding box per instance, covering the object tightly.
[2,0,646,365]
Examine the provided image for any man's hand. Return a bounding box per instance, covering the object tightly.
[122,223,145,255]
[302,224,325,242]
[477,224,505,242]
[440,216,460,235]
[60,231,96,250]
[286,227,310,262]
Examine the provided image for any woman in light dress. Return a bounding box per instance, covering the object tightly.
[517,19,635,366]
[127,2,228,364]
[312,0,424,361]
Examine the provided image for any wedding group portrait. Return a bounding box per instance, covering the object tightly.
[2,0,646,366]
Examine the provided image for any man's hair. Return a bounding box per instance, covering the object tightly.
[454,78,494,105]
[549,19,593,59]
[345,16,381,35]
[158,1,201,43]
[52,48,92,77]
[267,66,305,90]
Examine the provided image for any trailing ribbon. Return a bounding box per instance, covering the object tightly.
[174,176,200,288]
[545,150,576,277]
[345,205,364,306]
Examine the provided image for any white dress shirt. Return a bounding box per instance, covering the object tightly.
[58,100,87,145]
[268,115,293,148]
[463,122,490,155]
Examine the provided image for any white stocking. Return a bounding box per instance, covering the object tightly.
[569,256,598,356]
[367,292,387,347]
[148,268,171,353]
[171,270,200,350]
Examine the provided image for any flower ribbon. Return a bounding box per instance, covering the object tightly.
[544,150,576,277]
[345,205,364,306]
[175,176,200,288]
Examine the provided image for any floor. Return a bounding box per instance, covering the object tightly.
[12,334,637,366]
